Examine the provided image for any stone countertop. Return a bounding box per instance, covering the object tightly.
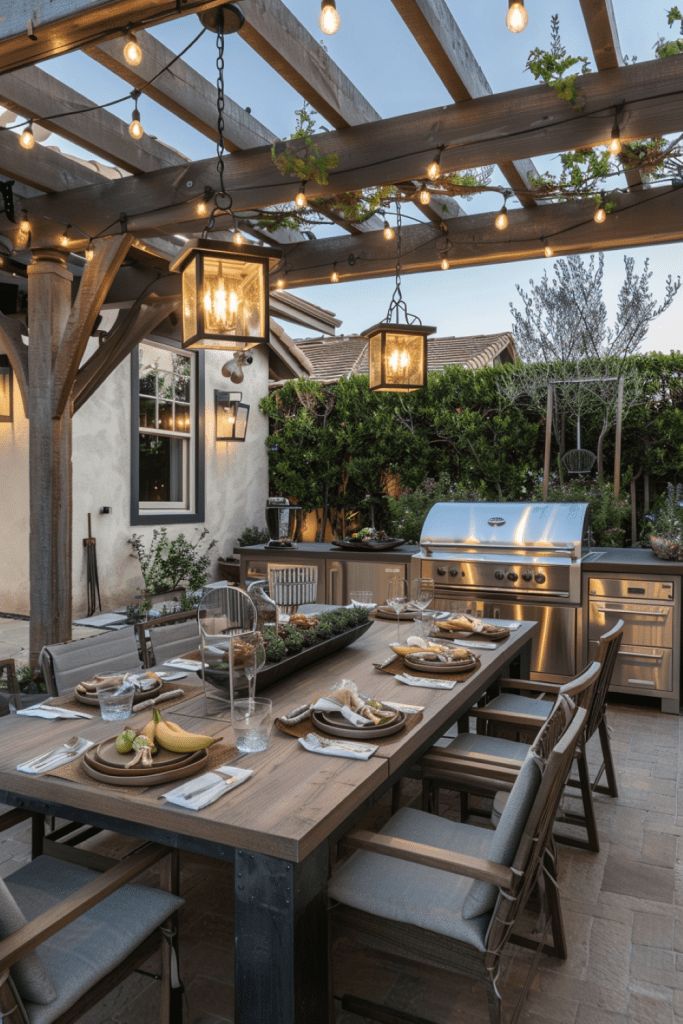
[236,542,419,563]
[583,548,683,575]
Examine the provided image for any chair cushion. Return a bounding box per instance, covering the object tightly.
[329,807,492,951]
[483,693,554,720]
[446,732,530,761]
[462,752,542,920]
[0,878,56,1006]
[41,629,141,695]
[5,856,183,1024]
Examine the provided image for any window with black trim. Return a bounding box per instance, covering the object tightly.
[131,342,205,525]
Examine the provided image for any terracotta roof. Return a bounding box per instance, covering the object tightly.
[291,332,517,382]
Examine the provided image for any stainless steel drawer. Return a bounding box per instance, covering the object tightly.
[588,599,673,648]
[587,577,674,602]
[589,641,673,694]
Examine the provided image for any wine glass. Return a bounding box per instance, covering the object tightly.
[241,631,266,707]
[385,574,408,642]
[411,577,435,637]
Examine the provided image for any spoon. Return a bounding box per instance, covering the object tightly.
[28,736,81,769]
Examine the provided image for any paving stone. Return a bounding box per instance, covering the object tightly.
[631,911,674,949]
[602,852,675,904]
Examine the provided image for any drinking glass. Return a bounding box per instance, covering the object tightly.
[97,676,135,721]
[411,577,435,637]
[385,574,408,642]
[241,631,266,704]
[231,697,273,753]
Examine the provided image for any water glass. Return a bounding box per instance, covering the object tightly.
[411,577,435,636]
[231,697,273,753]
[386,574,408,642]
[349,590,375,608]
[239,632,267,702]
[97,679,135,721]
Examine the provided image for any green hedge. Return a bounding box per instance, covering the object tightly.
[260,353,683,545]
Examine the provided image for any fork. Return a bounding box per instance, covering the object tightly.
[26,736,81,770]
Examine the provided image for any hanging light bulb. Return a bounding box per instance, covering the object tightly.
[233,228,244,245]
[59,224,71,248]
[331,263,339,283]
[594,200,607,224]
[275,277,285,290]
[196,197,208,217]
[18,210,30,235]
[494,200,509,231]
[294,183,308,209]
[426,151,442,181]
[609,125,622,156]
[19,121,35,150]
[383,220,395,241]
[543,239,554,258]
[123,32,142,67]
[128,92,143,140]
[418,183,431,206]
[320,0,341,35]
[84,241,95,262]
[506,1,528,33]
[440,256,449,271]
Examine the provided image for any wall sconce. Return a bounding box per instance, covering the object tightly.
[0,355,13,422]
[215,389,249,442]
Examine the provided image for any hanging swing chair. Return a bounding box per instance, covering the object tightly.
[562,410,596,475]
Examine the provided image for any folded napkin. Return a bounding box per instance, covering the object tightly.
[17,738,94,774]
[162,765,253,810]
[163,658,203,671]
[16,706,92,720]
[298,733,377,760]
[394,673,457,691]
[381,700,425,714]
[311,696,369,727]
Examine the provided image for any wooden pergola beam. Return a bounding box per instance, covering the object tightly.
[391,0,538,206]
[19,53,683,242]
[277,185,683,286]
[0,0,229,73]
[0,133,104,194]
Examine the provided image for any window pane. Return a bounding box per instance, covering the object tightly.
[139,371,156,397]
[139,435,186,503]
[157,401,175,432]
[139,396,157,429]
[174,403,191,433]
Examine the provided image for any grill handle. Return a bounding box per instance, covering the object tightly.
[595,606,668,618]
[422,542,575,555]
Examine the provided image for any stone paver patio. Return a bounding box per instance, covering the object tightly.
[0,701,681,1024]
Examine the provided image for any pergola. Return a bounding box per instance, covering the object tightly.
[0,0,681,663]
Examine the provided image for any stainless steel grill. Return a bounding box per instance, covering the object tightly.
[419,502,590,681]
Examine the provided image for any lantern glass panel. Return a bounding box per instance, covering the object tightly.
[0,358,12,422]
[192,254,266,348]
[181,261,198,343]
[384,332,424,387]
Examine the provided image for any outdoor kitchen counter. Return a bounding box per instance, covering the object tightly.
[236,541,419,563]
[583,548,683,575]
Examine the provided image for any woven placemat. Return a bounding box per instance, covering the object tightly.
[54,682,203,716]
[374,654,479,683]
[46,740,235,796]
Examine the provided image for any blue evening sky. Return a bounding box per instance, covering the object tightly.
[22,0,683,352]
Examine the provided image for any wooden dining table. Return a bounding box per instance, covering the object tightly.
[0,617,536,1024]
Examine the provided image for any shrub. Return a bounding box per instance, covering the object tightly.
[129,527,216,595]
[236,525,270,547]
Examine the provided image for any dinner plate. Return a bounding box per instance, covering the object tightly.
[94,736,195,770]
[432,624,510,642]
[403,652,480,674]
[312,709,406,739]
[74,679,163,707]
[374,606,417,621]
[82,750,208,787]
[84,747,204,778]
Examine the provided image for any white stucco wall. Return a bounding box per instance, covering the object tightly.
[0,339,269,618]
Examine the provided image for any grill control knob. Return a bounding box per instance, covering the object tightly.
[521,570,533,582]
[534,572,546,584]
[436,567,447,577]
[449,567,459,577]
[494,570,505,580]
[507,571,518,582]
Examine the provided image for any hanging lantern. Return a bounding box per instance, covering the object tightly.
[363,200,434,392]
[215,389,250,441]
[171,239,281,351]
[0,355,12,422]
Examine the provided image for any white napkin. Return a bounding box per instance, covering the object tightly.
[162,765,253,810]
[381,700,424,714]
[163,658,203,671]
[299,732,377,760]
[16,706,92,720]
[487,619,521,630]
[395,673,457,691]
[17,739,95,774]
[311,696,369,727]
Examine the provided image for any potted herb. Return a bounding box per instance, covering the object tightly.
[647,483,683,560]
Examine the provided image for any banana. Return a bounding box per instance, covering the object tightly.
[140,717,156,745]
[153,710,218,753]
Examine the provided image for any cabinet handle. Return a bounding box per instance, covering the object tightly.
[595,606,668,617]
[329,567,340,604]
[617,651,664,662]
[626,678,657,688]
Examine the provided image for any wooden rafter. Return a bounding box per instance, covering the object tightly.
[0,133,104,194]
[391,0,538,207]
[0,314,28,416]
[18,53,683,243]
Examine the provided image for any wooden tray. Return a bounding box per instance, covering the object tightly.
[82,749,208,787]
[74,679,163,707]
[331,538,405,552]
[403,652,480,674]
[94,736,195,771]
[312,709,406,739]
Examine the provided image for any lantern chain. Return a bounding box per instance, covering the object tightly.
[385,200,422,326]
[202,8,233,239]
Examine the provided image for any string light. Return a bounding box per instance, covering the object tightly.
[123,31,143,67]
[84,241,95,262]
[275,277,285,290]
[320,0,341,35]
[331,263,339,283]
[418,183,431,206]
[594,203,607,224]
[506,1,528,33]
[609,124,622,156]
[128,92,143,140]
[196,188,212,217]
[426,150,442,181]
[494,199,509,231]
[18,210,30,237]
[440,256,449,271]
[294,182,308,209]
[19,122,35,150]
[59,224,71,248]
[543,239,554,258]
[233,228,244,245]
[383,220,395,241]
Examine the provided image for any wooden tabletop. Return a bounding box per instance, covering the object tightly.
[0,619,535,863]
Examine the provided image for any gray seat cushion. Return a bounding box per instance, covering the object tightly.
[462,753,541,920]
[0,878,56,1005]
[446,732,530,761]
[5,856,183,1024]
[329,807,492,951]
[149,620,200,666]
[483,693,554,719]
[41,630,141,695]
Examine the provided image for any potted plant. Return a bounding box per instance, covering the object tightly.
[217,525,270,583]
[128,527,217,605]
[646,483,683,560]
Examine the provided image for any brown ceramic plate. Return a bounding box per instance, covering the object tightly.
[93,738,200,771]
[312,709,406,739]
[74,679,163,707]
[432,624,510,642]
[82,750,208,787]
[403,652,479,674]
[374,606,417,621]
[84,748,204,778]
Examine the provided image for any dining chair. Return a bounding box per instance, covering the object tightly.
[329,695,586,1024]
[138,612,200,669]
[39,629,142,697]
[0,659,18,716]
[0,809,183,1024]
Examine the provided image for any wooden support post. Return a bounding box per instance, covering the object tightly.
[27,251,73,665]
[542,384,554,501]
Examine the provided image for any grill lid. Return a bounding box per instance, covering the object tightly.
[420,502,588,559]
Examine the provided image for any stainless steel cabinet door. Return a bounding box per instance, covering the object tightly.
[343,561,407,606]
